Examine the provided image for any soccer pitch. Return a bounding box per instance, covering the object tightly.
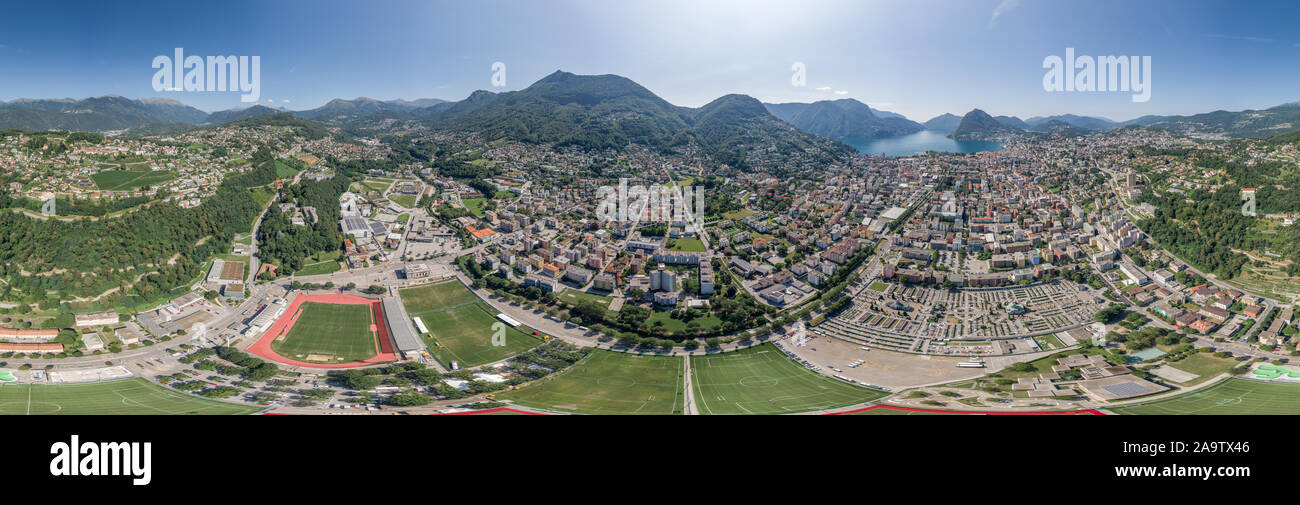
[499,350,684,415]
[1109,378,1300,415]
[399,280,481,314]
[0,379,261,415]
[272,301,377,363]
[401,281,541,367]
[691,344,889,414]
[841,406,954,415]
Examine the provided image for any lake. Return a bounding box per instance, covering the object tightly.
[839,130,1003,157]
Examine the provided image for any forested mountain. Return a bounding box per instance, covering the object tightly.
[137,98,210,124]
[383,98,446,108]
[205,105,283,125]
[1027,119,1093,136]
[993,115,1030,130]
[216,113,334,140]
[0,96,204,132]
[922,113,962,133]
[0,147,278,306]
[429,71,691,150]
[296,98,421,122]
[762,98,924,138]
[422,70,850,166]
[8,88,1300,143]
[949,109,1024,139]
[1134,128,1300,280]
[1026,114,1118,131]
[1133,102,1300,138]
[692,93,850,167]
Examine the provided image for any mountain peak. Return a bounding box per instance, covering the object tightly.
[762,98,923,138]
[536,70,577,83]
[950,108,1022,139]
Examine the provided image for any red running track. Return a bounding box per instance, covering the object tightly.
[828,405,1106,415]
[246,293,399,369]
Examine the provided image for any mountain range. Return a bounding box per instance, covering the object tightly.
[949,109,1026,140]
[762,99,924,139]
[950,110,1127,139]
[0,96,443,132]
[4,71,1300,149]
[423,71,850,165]
[922,113,963,133]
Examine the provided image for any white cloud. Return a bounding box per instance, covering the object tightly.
[815,86,832,92]
[833,90,848,95]
[282,99,291,103]
[989,0,1020,29]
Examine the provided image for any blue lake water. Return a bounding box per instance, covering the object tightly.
[839,130,1003,157]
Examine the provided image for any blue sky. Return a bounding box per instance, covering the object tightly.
[0,0,1297,122]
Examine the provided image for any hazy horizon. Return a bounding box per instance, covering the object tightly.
[1,0,1297,122]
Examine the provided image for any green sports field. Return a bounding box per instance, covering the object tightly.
[842,407,953,415]
[399,281,481,314]
[691,344,889,414]
[271,302,377,363]
[499,350,684,415]
[401,281,541,367]
[1109,378,1300,415]
[0,379,261,415]
[388,192,419,209]
[91,169,176,191]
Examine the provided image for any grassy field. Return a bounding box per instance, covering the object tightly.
[400,280,541,367]
[841,406,957,415]
[559,289,614,311]
[0,379,261,415]
[462,197,488,217]
[271,302,376,363]
[1166,353,1239,385]
[249,187,275,207]
[499,350,684,414]
[667,237,706,252]
[691,344,888,414]
[273,160,300,179]
[388,192,419,208]
[293,250,342,276]
[722,208,756,220]
[646,310,723,333]
[362,179,392,193]
[417,301,540,367]
[92,169,176,191]
[399,280,480,314]
[295,260,341,276]
[1110,378,1300,415]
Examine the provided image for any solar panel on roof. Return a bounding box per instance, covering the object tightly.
[1102,382,1151,397]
